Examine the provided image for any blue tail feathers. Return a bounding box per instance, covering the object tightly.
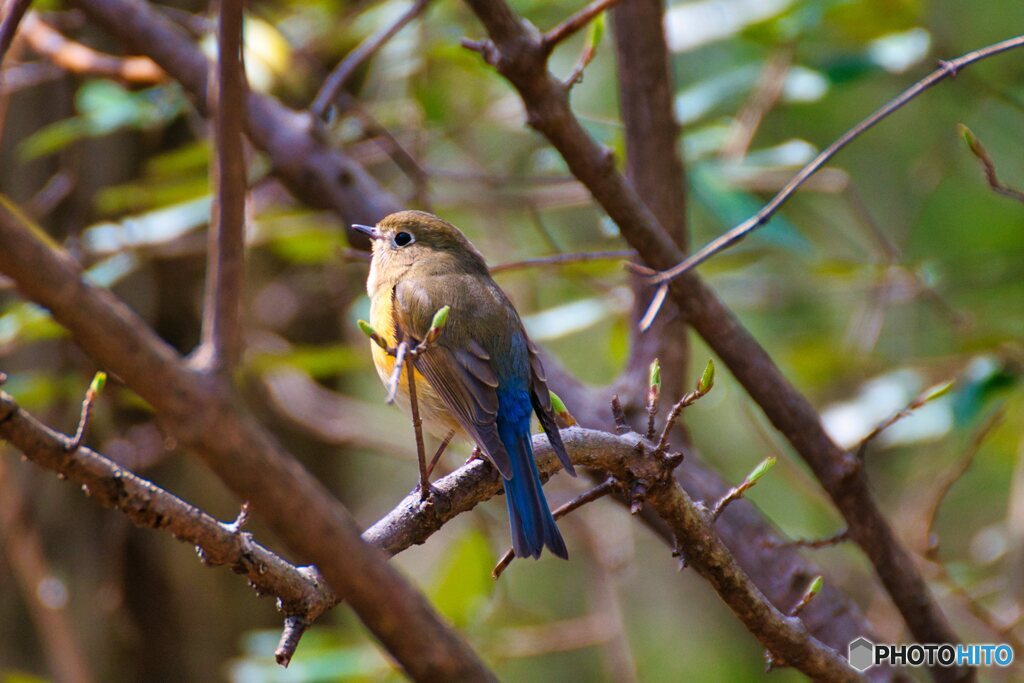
[497,388,567,560]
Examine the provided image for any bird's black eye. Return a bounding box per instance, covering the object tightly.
[393,231,414,248]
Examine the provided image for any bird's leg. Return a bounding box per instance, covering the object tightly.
[426,430,455,479]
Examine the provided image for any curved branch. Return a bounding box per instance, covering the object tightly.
[368,427,859,681]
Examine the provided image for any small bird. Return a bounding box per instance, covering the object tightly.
[356,210,576,559]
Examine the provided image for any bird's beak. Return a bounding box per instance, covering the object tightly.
[352,224,381,240]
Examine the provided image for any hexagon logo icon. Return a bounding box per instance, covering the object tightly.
[848,637,875,672]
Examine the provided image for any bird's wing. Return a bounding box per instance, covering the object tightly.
[526,337,576,476]
[393,280,512,478]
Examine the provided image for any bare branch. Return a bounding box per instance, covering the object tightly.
[67,371,105,451]
[489,249,634,273]
[0,0,32,67]
[310,0,430,119]
[921,408,1007,558]
[20,12,164,83]
[648,34,1024,292]
[196,0,248,374]
[766,529,850,550]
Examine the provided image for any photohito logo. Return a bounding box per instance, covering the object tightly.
[848,637,1014,672]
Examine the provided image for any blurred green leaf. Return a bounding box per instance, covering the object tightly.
[0,303,65,348]
[952,360,1019,426]
[248,345,363,379]
[429,529,494,627]
[231,628,390,682]
[19,81,186,161]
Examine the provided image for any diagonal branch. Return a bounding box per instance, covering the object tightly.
[196,0,247,373]
[648,34,1024,290]
[459,2,968,680]
[0,195,495,681]
[310,0,431,118]
[0,0,32,67]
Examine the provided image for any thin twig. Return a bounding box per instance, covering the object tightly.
[542,0,620,51]
[856,380,954,459]
[766,529,850,550]
[21,12,164,83]
[609,394,629,434]
[197,0,247,373]
[493,477,617,578]
[958,124,1024,203]
[721,49,791,161]
[921,407,1006,558]
[67,373,105,452]
[425,430,454,479]
[310,0,430,118]
[0,0,32,68]
[646,34,1024,296]
[711,457,776,522]
[653,376,712,456]
[489,249,634,273]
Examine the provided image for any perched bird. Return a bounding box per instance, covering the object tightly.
[356,210,576,559]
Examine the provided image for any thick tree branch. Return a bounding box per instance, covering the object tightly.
[367,427,859,681]
[70,0,398,245]
[459,2,967,680]
[608,0,688,413]
[0,196,494,681]
[19,12,164,83]
[196,0,248,373]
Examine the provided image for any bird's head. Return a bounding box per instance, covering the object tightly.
[355,211,488,285]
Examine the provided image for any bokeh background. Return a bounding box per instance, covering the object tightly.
[1,0,1022,680]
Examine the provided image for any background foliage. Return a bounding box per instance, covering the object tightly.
[1,0,1022,680]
